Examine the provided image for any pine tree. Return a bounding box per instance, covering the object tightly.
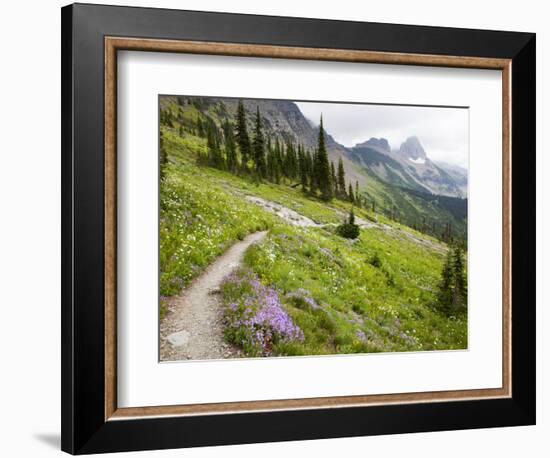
[306,150,314,193]
[196,117,204,137]
[437,248,454,312]
[348,207,355,225]
[159,130,168,180]
[355,181,361,208]
[337,157,346,198]
[235,100,251,169]
[223,119,237,172]
[252,107,267,179]
[285,141,297,180]
[316,116,332,201]
[331,162,337,196]
[436,243,468,314]
[206,124,223,169]
[273,138,282,184]
[266,137,274,181]
[452,244,467,309]
[310,149,318,195]
[299,145,308,192]
[348,183,355,203]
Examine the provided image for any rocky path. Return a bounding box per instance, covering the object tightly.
[160,231,268,362]
[245,194,443,252]
[245,194,378,230]
[245,195,321,227]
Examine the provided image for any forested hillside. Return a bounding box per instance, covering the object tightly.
[161,95,467,242]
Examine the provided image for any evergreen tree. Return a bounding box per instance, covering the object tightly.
[306,150,314,193]
[310,149,318,195]
[348,207,355,225]
[235,100,251,169]
[273,138,282,184]
[348,183,355,203]
[336,206,360,239]
[315,116,332,201]
[337,157,346,197]
[159,130,168,180]
[223,119,237,172]
[436,248,454,313]
[436,243,468,314]
[452,244,467,309]
[284,141,297,180]
[266,137,275,181]
[206,124,223,169]
[299,145,308,192]
[252,107,267,178]
[196,117,204,137]
[331,162,337,196]
[355,181,361,208]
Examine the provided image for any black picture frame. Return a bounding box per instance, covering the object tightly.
[61,3,536,454]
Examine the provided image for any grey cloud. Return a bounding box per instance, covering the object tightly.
[296,101,469,168]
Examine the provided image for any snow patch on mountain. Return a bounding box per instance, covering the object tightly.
[409,157,426,165]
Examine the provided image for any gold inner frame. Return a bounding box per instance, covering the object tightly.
[104,37,512,421]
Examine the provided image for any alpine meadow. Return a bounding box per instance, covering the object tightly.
[159,95,469,362]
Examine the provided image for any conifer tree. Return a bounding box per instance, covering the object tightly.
[310,149,318,193]
[206,124,223,169]
[299,145,308,192]
[196,117,204,137]
[337,157,346,197]
[285,141,297,180]
[452,244,467,309]
[436,243,468,314]
[266,137,275,181]
[315,116,332,201]
[305,150,314,193]
[437,248,454,312]
[348,207,355,225]
[355,181,361,208]
[273,138,282,184]
[223,119,237,172]
[252,107,267,178]
[159,130,168,180]
[348,183,355,203]
[235,100,251,169]
[331,162,337,196]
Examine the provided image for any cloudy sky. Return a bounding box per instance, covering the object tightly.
[296,101,469,168]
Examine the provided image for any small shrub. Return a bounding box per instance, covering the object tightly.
[336,223,360,239]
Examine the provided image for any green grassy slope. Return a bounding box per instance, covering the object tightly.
[159,118,467,356]
[161,96,467,240]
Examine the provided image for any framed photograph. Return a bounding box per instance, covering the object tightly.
[61,3,536,454]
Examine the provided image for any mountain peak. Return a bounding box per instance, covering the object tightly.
[355,137,391,153]
[398,136,426,160]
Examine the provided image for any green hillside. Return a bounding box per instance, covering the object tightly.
[161,95,467,241]
[159,98,468,357]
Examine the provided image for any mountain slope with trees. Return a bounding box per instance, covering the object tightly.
[161,95,467,241]
[159,95,468,358]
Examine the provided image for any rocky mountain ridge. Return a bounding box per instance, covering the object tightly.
[166,95,467,198]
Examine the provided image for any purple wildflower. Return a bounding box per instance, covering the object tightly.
[220,269,304,356]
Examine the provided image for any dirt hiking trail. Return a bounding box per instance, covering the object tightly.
[160,231,267,361]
